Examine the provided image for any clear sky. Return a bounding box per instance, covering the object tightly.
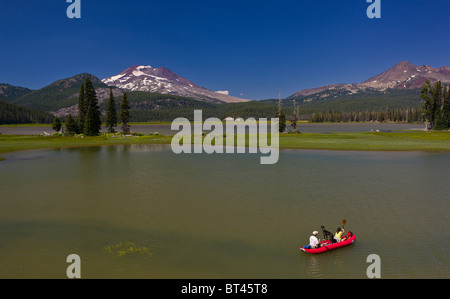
[1,0,449,100]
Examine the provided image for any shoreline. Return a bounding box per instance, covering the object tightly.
[1,131,449,161]
[0,121,425,129]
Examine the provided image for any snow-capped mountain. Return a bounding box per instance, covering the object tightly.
[102,65,250,103]
[362,60,450,89]
[290,61,450,99]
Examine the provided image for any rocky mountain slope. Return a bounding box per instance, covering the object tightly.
[290,61,450,101]
[0,83,32,102]
[102,65,250,103]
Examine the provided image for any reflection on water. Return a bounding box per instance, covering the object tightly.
[0,145,449,278]
[302,248,356,279]
[304,255,323,279]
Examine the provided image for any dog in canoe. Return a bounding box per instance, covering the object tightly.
[321,226,334,242]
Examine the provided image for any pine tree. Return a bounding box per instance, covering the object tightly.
[275,94,286,132]
[290,101,299,131]
[431,81,442,125]
[106,88,117,133]
[77,83,86,132]
[120,92,131,135]
[434,112,448,130]
[443,84,450,128]
[84,105,97,136]
[65,114,78,135]
[435,84,449,130]
[421,81,449,130]
[83,77,101,136]
[421,80,433,130]
[52,117,62,132]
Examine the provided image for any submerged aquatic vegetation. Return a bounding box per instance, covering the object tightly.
[104,241,152,258]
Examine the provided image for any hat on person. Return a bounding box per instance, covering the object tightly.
[313,231,318,235]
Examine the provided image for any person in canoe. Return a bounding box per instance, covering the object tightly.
[334,227,346,243]
[309,231,323,248]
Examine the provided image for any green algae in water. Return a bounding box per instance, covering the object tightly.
[104,242,152,258]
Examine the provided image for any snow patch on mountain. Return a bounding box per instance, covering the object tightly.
[102,65,250,103]
[290,61,450,99]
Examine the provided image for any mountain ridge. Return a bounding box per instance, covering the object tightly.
[0,83,33,102]
[101,65,250,104]
[289,61,450,100]
[2,60,448,121]
[11,73,115,112]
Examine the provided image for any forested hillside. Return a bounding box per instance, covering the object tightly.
[0,99,53,124]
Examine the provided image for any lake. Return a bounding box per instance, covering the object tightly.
[0,145,448,278]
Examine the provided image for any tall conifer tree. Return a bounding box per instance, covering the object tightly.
[443,85,450,128]
[422,80,449,130]
[421,80,433,130]
[52,117,62,132]
[275,94,286,133]
[83,77,101,136]
[77,83,86,133]
[120,93,131,135]
[65,114,78,135]
[106,88,117,133]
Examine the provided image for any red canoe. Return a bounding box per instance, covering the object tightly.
[300,232,356,254]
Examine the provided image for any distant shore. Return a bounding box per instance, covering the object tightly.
[0,122,426,136]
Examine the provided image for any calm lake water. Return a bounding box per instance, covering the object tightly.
[0,145,449,279]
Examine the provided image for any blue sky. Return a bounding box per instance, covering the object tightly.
[1,0,449,100]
